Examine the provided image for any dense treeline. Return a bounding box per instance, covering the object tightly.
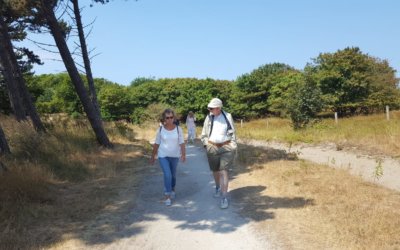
[2,47,400,128]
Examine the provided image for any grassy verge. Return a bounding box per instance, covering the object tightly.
[236,111,400,157]
[0,115,150,249]
[231,143,400,249]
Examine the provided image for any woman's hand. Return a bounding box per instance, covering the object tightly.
[180,154,186,163]
[150,155,156,165]
[150,144,159,165]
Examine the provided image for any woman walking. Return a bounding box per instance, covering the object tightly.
[186,111,196,144]
[150,109,186,206]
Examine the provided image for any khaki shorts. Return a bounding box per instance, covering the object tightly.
[206,143,235,172]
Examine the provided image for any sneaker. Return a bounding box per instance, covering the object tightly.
[164,198,172,206]
[220,197,229,209]
[171,191,176,199]
[213,187,221,198]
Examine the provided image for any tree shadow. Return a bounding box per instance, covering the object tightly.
[230,185,314,221]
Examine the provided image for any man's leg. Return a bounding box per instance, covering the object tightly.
[212,171,221,197]
[219,146,235,209]
[219,169,229,197]
[207,145,221,197]
[213,171,220,187]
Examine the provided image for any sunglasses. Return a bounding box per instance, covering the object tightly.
[165,116,174,120]
[208,107,216,110]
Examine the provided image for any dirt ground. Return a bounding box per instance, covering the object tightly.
[49,142,272,249]
[45,139,400,249]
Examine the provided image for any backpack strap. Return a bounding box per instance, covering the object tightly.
[209,110,232,137]
[221,111,232,130]
[159,125,180,143]
[208,114,215,137]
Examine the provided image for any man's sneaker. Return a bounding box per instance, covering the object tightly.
[220,197,229,209]
[213,188,221,198]
[164,198,172,206]
[171,191,176,199]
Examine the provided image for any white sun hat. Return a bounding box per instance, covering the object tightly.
[207,98,223,108]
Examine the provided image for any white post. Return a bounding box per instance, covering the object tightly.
[386,105,390,121]
[241,119,243,128]
[334,112,338,124]
[266,118,269,128]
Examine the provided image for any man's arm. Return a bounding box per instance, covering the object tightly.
[201,115,210,146]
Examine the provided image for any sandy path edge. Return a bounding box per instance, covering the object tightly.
[242,139,400,192]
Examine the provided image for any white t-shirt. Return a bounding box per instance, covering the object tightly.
[155,126,184,158]
[208,114,229,143]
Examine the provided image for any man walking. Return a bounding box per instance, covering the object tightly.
[201,98,237,209]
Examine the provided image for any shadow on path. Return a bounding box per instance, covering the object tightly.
[23,141,313,249]
[231,185,314,221]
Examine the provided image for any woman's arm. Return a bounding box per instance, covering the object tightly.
[180,143,186,162]
[150,143,159,164]
[150,128,161,164]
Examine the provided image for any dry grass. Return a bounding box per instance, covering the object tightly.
[231,144,400,249]
[127,121,160,142]
[0,115,150,249]
[236,111,400,157]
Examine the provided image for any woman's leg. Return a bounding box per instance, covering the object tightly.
[168,157,179,191]
[158,157,172,196]
[188,127,194,141]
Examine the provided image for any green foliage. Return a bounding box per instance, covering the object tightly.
[229,63,297,119]
[27,73,82,115]
[98,83,131,121]
[373,158,384,180]
[127,78,232,123]
[307,47,400,115]
[129,77,156,86]
[287,78,324,129]
[268,70,304,117]
[23,47,400,128]
[128,79,163,109]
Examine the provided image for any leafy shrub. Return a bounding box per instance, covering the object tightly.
[287,81,324,129]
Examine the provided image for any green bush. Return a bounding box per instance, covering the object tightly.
[287,80,324,129]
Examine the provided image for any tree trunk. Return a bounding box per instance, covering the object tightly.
[0,17,26,121]
[0,124,10,155]
[42,2,112,148]
[0,17,45,132]
[72,0,101,115]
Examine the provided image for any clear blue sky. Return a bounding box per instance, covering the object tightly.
[23,0,400,85]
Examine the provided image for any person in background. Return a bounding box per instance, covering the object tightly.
[186,111,196,144]
[201,98,237,209]
[150,109,186,206]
